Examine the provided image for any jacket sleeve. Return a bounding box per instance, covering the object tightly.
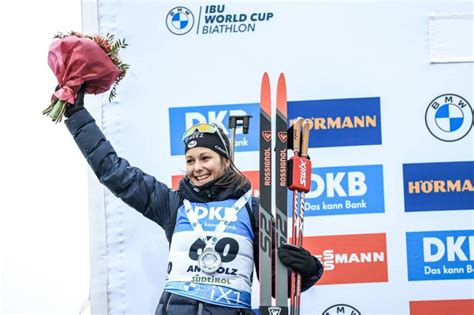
[64,108,178,229]
[251,198,322,295]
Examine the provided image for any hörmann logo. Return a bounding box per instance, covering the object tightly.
[288,97,382,148]
[425,94,473,142]
[166,4,275,35]
[169,103,259,155]
[403,161,474,212]
[406,230,474,281]
[303,165,385,217]
[305,233,388,285]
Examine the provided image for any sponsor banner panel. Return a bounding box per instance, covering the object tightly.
[403,161,474,212]
[410,299,474,315]
[303,164,385,216]
[406,229,474,281]
[287,97,382,148]
[304,233,388,285]
[169,103,260,156]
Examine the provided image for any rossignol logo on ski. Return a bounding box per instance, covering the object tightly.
[262,131,272,142]
[278,132,287,142]
[263,148,271,186]
[268,306,282,315]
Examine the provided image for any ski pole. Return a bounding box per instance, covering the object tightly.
[287,117,303,315]
[294,120,311,315]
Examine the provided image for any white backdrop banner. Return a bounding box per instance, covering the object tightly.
[89,1,473,314]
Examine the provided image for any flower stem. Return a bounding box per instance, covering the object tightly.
[47,99,66,123]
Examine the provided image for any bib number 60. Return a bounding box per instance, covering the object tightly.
[189,237,239,263]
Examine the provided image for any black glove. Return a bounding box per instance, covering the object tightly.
[64,85,86,118]
[278,244,322,279]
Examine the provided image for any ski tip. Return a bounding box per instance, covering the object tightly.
[278,72,286,82]
[260,72,271,116]
[276,73,287,116]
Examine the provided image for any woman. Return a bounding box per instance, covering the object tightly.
[63,88,323,315]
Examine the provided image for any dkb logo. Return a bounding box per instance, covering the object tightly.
[406,229,474,281]
[169,103,260,155]
[303,165,385,217]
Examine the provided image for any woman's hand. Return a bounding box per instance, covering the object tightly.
[278,243,323,279]
[64,85,86,118]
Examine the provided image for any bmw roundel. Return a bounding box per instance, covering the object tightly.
[425,94,473,141]
[182,281,198,292]
[166,7,194,35]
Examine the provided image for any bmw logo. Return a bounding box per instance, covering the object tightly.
[322,304,361,315]
[166,7,194,35]
[182,281,198,292]
[425,94,473,141]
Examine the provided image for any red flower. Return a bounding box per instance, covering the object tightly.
[43,32,129,123]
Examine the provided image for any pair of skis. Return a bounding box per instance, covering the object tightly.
[258,73,311,315]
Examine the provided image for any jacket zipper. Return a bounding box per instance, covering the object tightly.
[164,294,171,313]
[197,302,204,315]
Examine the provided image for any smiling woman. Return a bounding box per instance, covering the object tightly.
[55,82,323,314]
[185,148,229,186]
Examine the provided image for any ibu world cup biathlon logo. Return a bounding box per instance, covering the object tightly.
[166,7,194,35]
[425,94,473,141]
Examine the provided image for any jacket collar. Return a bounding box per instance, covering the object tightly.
[178,171,250,203]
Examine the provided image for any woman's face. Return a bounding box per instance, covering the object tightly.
[185,147,229,186]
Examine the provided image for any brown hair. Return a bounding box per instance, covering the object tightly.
[215,126,251,190]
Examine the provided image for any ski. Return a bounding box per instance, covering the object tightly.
[259,72,273,315]
[274,73,289,315]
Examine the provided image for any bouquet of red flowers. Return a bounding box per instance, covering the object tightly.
[43,31,129,123]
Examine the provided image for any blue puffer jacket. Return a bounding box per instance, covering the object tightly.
[65,108,322,315]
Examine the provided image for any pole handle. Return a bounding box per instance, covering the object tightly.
[292,117,303,154]
[301,120,310,157]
